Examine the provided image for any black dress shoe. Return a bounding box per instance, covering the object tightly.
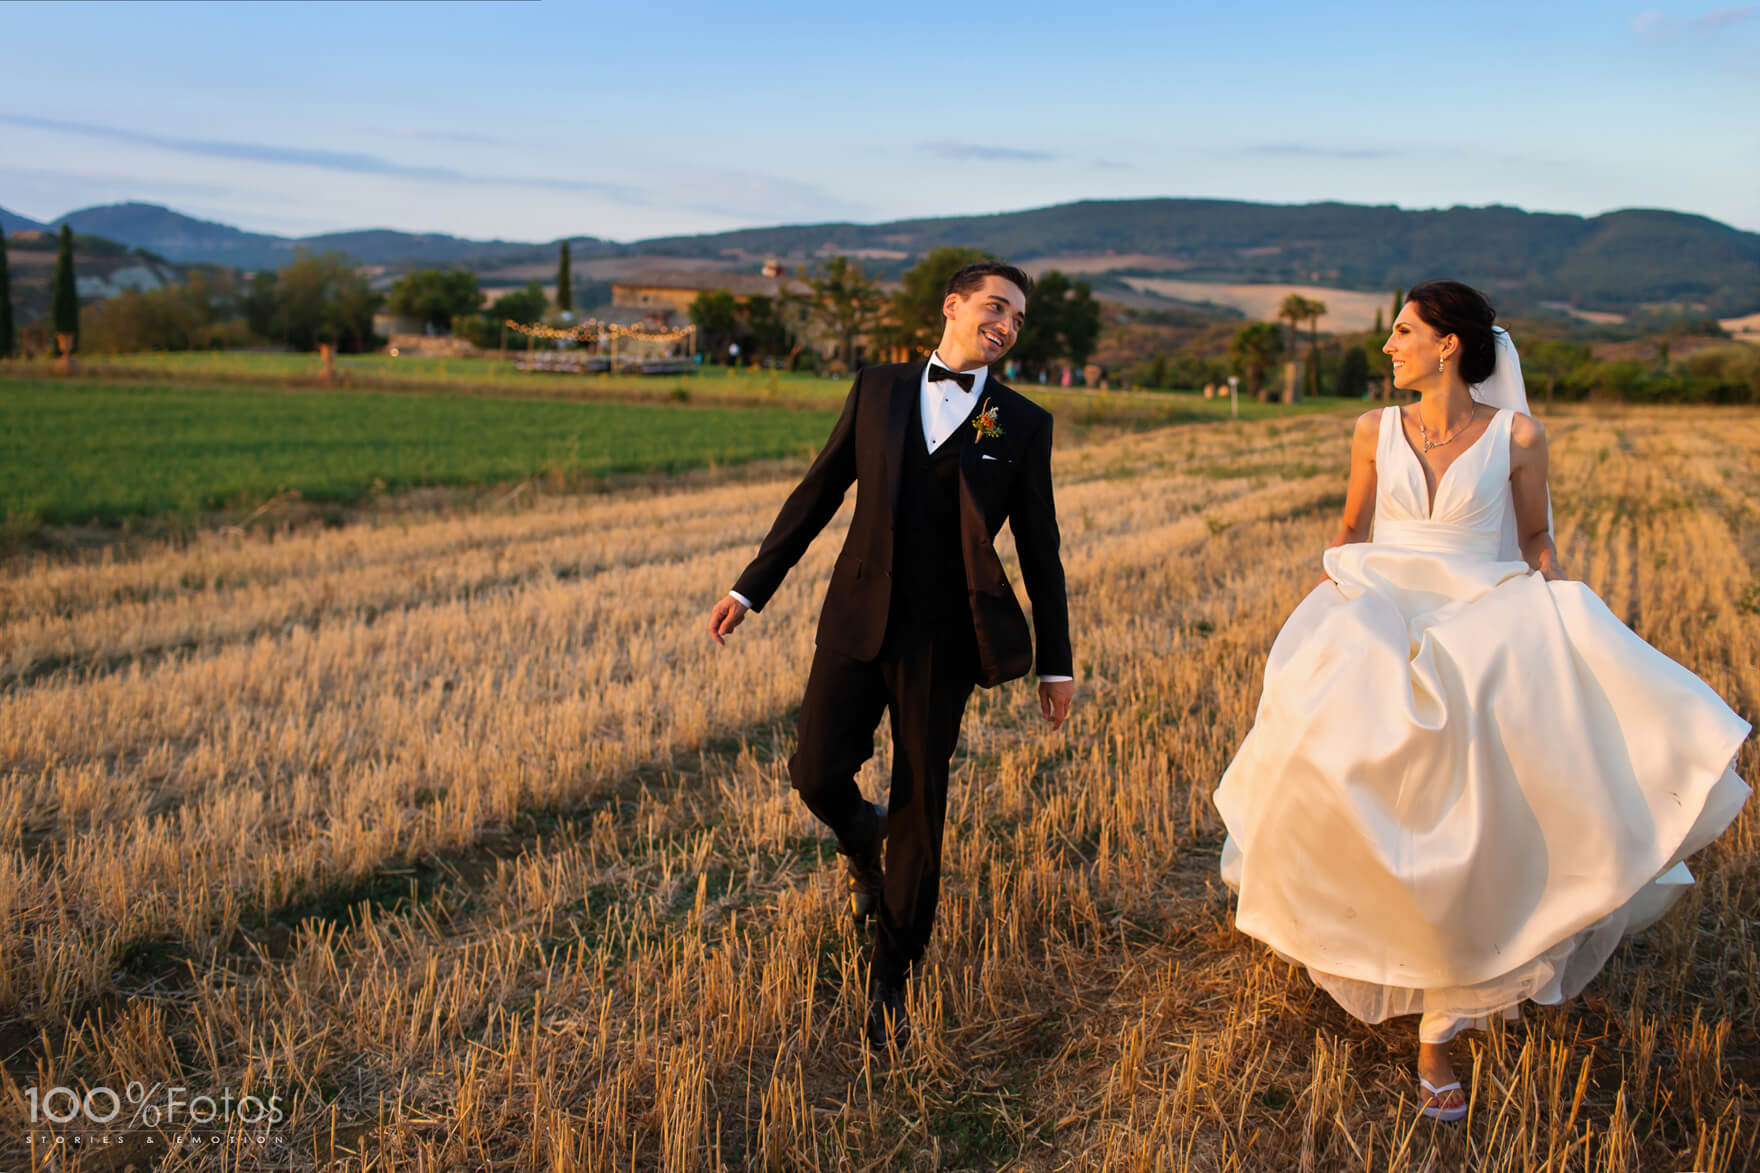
[838,801,887,926]
[865,975,909,1051]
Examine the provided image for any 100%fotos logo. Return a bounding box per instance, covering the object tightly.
[25,1082,285,1128]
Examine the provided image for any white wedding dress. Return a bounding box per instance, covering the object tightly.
[1214,401,1751,1042]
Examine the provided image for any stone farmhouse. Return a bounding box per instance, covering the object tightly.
[610,260,898,368]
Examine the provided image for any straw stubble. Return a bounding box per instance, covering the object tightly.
[0,406,1755,1171]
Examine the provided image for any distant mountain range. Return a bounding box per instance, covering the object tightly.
[4,198,1758,317]
[0,202,618,270]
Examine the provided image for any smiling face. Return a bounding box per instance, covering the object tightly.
[1383,302,1457,392]
[939,275,1027,369]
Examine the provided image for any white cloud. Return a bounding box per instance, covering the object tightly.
[1633,5,1756,37]
[0,114,870,239]
[1631,8,1671,37]
[921,141,1059,163]
[1690,5,1758,28]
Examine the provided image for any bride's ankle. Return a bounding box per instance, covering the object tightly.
[1416,1043,1456,1081]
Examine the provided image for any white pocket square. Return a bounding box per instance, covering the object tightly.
[980,453,1003,461]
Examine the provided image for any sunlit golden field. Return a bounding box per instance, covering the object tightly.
[1,406,1756,1171]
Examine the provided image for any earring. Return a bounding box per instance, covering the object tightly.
[1438,355,1446,373]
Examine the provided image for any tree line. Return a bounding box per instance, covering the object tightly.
[4,233,1753,404]
[0,226,84,358]
[0,240,384,357]
[1128,287,1759,406]
[687,246,1102,377]
[0,236,594,357]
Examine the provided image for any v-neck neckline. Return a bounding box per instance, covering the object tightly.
[1396,405,1500,521]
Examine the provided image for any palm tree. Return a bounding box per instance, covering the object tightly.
[1301,296,1328,396]
[1277,293,1308,354]
[1302,297,1327,346]
[1231,321,1284,398]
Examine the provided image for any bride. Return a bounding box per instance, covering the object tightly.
[1213,280,1751,1121]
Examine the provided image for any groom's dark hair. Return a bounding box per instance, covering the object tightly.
[946,261,1033,302]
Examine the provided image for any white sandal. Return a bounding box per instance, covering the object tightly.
[1419,1077,1468,1123]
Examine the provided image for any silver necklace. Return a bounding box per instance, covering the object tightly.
[1417,402,1479,453]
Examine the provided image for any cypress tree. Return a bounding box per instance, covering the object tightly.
[52,224,79,352]
[1372,306,1384,335]
[1338,345,1370,397]
[0,230,14,359]
[556,241,572,313]
[1390,286,1404,327]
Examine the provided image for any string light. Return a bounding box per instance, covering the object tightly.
[502,319,696,343]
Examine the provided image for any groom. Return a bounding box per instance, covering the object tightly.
[708,261,1075,1049]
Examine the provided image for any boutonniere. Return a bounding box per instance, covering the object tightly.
[971,398,1004,442]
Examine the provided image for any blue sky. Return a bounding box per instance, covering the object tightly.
[4,0,1756,241]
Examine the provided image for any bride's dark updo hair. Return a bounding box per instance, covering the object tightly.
[1404,280,1498,384]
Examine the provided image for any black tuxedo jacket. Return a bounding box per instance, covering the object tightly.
[732,360,1072,688]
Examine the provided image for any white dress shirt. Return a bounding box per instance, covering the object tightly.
[922,349,987,452]
[730,354,1070,684]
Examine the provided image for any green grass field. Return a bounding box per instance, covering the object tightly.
[9,350,860,408]
[0,377,838,530]
[0,358,1356,539]
[5,350,1354,421]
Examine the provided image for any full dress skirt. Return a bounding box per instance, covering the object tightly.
[1213,407,1751,1038]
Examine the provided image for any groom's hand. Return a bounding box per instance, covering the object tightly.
[1037,679,1075,730]
[709,595,749,646]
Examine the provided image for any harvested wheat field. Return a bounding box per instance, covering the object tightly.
[1,405,1757,1171]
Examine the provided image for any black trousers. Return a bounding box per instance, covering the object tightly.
[789,606,977,985]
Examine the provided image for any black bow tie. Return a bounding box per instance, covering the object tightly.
[927,363,977,391]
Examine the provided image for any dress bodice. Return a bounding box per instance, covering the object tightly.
[1372,405,1513,560]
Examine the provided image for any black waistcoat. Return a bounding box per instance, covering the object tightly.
[888,398,979,642]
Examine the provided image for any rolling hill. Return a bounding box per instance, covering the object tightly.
[0,205,49,234]
[651,200,1760,316]
[8,202,614,270]
[6,198,1758,317]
